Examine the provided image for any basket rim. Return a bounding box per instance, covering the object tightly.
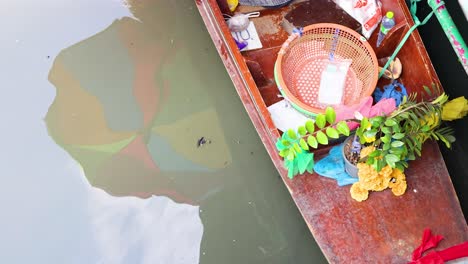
[275,23,379,115]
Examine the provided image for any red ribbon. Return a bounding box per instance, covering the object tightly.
[409,229,468,264]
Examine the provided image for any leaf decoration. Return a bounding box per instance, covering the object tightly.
[293,143,302,153]
[305,120,315,133]
[298,126,307,136]
[298,155,308,174]
[336,121,350,136]
[306,153,315,173]
[307,135,318,149]
[325,107,336,124]
[326,127,339,139]
[279,149,289,157]
[299,138,309,150]
[287,129,297,140]
[276,140,286,151]
[315,114,326,129]
[316,131,328,145]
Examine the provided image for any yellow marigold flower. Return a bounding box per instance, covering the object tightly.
[379,165,393,179]
[371,175,390,191]
[360,146,376,159]
[357,163,390,191]
[391,180,407,196]
[370,165,393,191]
[357,163,378,181]
[442,96,468,121]
[388,168,405,188]
[354,165,407,200]
[350,183,369,202]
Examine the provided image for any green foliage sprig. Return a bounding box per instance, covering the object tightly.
[276,107,350,179]
[276,85,467,179]
[356,87,455,173]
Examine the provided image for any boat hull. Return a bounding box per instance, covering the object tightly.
[196,0,468,262]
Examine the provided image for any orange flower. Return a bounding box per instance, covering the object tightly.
[350,183,369,202]
[388,168,405,188]
[357,163,378,180]
[389,168,407,196]
[357,163,390,191]
[353,164,407,200]
[360,146,376,159]
[391,180,407,196]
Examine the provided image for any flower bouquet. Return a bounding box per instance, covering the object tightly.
[276,87,468,201]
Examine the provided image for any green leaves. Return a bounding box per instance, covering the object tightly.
[383,142,391,151]
[293,143,302,153]
[325,107,336,124]
[392,133,405,139]
[326,127,339,139]
[363,129,377,139]
[374,158,384,172]
[385,154,399,168]
[316,131,328,145]
[279,149,289,157]
[391,141,404,148]
[382,126,392,134]
[307,135,318,149]
[305,120,315,133]
[306,154,315,174]
[361,117,370,130]
[315,114,326,129]
[298,152,314,174]
[369,149,382,158]
[370,116,384,127]
[287,129,297,140]
[285,152,315,179]
[299,138,309,150]
[381,134,391,144]
[384,118,397,127]
[298,155,308,174]
[298,126,307,136]
[389,147,404,155]
[423,85,432,96]
[336,121,350,136]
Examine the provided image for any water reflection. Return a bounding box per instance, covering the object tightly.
[46,14,231,202]
[1,0,326,263]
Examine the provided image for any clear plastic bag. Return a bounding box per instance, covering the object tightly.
[318,59,352,105]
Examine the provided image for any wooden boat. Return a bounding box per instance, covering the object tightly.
[195,0,468,262]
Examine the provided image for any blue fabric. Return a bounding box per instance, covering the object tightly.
[292,27,303,36]
[314,145,358,186]
[373,80,408,106]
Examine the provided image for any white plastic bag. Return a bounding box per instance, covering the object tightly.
[333,0,382,39]
[318,59,352,105]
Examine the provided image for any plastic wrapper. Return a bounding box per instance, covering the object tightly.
[333,0,382,38]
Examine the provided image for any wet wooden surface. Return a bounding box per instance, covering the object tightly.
[284,0,361,31]
[196,0,468,262]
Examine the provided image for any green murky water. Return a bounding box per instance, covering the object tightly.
[2,0,326,263]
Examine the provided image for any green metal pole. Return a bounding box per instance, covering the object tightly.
[428,0,468,75]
